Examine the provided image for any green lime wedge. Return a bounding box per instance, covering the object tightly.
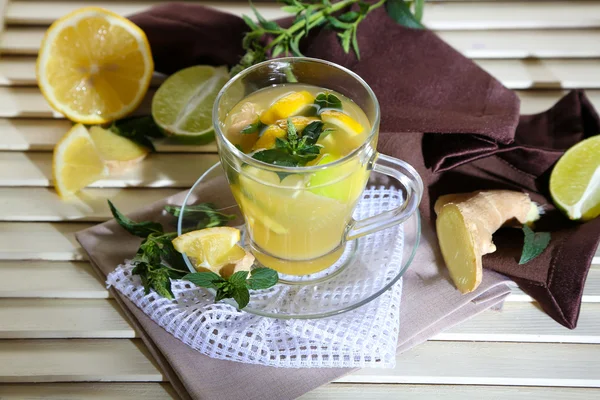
[550,135,600,221]
[152,65,229,144]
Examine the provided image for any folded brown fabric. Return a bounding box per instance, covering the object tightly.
[130,3,599,329]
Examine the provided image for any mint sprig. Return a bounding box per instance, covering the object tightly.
[314,92,342,113]
[107,115,165,152]
[184,268,279,309]
[252,119,325,167]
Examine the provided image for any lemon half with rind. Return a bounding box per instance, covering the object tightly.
[550,135,600,221]
[37,7,153,124]
[320,110,364,136]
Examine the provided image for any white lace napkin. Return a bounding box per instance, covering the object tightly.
[107,187,405,368]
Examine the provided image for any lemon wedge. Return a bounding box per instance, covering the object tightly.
[260,91,315,125]
[173,227,254,276]
[320,110,364,136]
[53,124,108,198]
[275,116,319,131]
[88,126,149,174]
[253,125,286,151]
[36,7,153,124]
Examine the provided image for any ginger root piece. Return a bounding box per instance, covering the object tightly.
[434,190,540,294]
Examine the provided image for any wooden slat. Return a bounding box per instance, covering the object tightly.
[0,299,135,339]
[0,119,218,152]
[2,87,599,120]
[0,187,180,222]
[0,383,599,400]
[341,342,600,386]
[0,87,152,117]
[0,339,164,383]
[5,27,600,58]
[0,383,178,400]
[6,1,600,30]
[0,152,219,188]
[1,340,598,386]
[0,222,91,260]
[0,261,108,298]
[2,298,599,343]
[6,57,600,90]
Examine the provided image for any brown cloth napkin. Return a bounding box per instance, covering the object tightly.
[77,182,510,400]
[129,3,600,329]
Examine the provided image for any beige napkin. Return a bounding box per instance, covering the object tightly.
[76,176,510,400]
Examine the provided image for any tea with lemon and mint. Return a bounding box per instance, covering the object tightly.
[221,84,373,275]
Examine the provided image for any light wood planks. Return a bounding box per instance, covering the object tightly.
[0,187,180,221]
[1,340,599,386]
[0,222,91,260]
[2,87,599,120]
[0,339,164,383]
[0,87,153,117]
[341,341,600,387]
[0,152,219,188]
[5,57,600,90]
[0,261,108,298]
[0,119,218,152]
[1,383,599,400]
[5,26,600,58]
[0,299,136,339]
[6,1,600,30]
[2,299,599,343]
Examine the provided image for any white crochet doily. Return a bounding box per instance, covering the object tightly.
[107,186,405,368]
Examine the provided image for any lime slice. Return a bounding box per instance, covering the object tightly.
[550,135,600,221]
[152,65,229,144]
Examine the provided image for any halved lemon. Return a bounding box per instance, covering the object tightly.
[320,110,364,136]
[53,124,108,198]
[36,7,153,124]
[260,91,315,125]
[88,126,149,174]
[173,227,244,270]
[550,135,600,221]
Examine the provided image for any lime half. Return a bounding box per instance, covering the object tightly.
[550,135,600,221]
[152,66,229,144]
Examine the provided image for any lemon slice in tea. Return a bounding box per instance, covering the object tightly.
[550,135,600,221]
[260,91,315,125]
[152,66,229,144]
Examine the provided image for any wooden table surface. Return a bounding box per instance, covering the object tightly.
[0,0,599,398]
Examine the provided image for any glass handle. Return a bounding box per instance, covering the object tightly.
[345,153,424,241]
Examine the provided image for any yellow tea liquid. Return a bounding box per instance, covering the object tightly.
[221,84,372,275]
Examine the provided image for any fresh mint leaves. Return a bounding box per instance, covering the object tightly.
[252,119,325,167]
[108,116,164,152]
[240,119,264,135]
[165,204,235,228]
[314,93,342,113]
[184,268,279,309]
[232,0,416,76]
[109,201,278,308]
[519,225,551,265]
[108,200,163,238]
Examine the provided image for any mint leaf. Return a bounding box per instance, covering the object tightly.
[386,0,425,29]
[253,149,301,166]
[165,203,235,229]
[229,270,250,288]
[184,271,223,288]
[314,93,342,112]
[519,225,551,265]
[300,121,325,145]
[248,268,279,290]
[108,115,164,152]
[240,119,263,134]
[233,286,250,309]
[108,200,163,238]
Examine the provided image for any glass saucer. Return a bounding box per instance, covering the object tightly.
[177,162,421,319]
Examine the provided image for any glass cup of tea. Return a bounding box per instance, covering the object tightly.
[213,57,423,276]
